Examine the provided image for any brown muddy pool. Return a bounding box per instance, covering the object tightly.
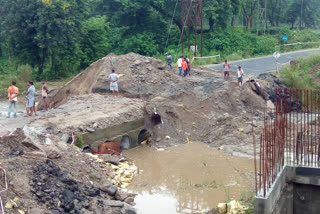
[123,142,255,214]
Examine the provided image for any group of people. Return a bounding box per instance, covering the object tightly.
[223,60,244,87]
[176,55,191,77]
[7,80,49,118]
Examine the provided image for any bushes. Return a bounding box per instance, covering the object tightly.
[280,53,320,89]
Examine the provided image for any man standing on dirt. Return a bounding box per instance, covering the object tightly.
[108,69,119,96]
[25,81,35,117]
[7,81,19,118]
[185,56,191,76]
[237,66,244,87]
[167,53,173,69]
[177,56,183,76]
[223,60,230,81]
[42,80,49,111]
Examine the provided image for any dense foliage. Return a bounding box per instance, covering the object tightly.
[0,0,319,81]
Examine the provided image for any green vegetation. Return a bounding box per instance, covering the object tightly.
[0,0,319,89]
[75,133,85,149]
[280,53,320,89]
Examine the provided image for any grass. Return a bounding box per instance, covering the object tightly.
[280,53,320,89]
[75,133,84,148]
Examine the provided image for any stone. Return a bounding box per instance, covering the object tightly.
[104,200,124,207]
[101,154,120,165]
[105,185,118,196]
[29,208,47,214]
[124,197,134,204]
[134,60,142,66]
[125,208,137,214]
[92,123,98,129]
[243,126,252,134]
[84,188,100,197]
[238,128,244,132]
[156,137,161,142]
[79,126,85,132]
[217,203,227,213]
[61,134,69,143]
[115,191,129,201]
[144,59,151,64]
[86,128,95,133]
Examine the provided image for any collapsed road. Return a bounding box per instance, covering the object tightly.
[0,52,285,214]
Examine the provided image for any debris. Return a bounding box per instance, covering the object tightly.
[217,203,227,213]
[156,148,165,152]
[18,210,25,214]
[238,128,244,132]
[165,136,170,140]
[227,200,249,214]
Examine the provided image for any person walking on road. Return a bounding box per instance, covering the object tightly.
[167,53,173,69]
[185,56,191,76]
[223,60,230,81]
[25,81,35,117]
[182,58,189,77]
[237,66,244,87]
[108,69,119,96]
[7,81,19,118]
[177,56,183,76]
[42,80,49,111]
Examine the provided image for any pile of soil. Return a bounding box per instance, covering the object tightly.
[45,52,282,156]
[0,129,136,214]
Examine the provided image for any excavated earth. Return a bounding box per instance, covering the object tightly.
[0,52,284,214]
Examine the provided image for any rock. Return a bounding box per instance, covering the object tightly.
[115,190,129,201]
[125,208,137,214]
[101,154,120,165]
[144,59,151,64]
[86,128,95,133]
[104,185,118,196]
[165,136,170,140]
[9,147,24,156]
[61,134,69,143]
[84,187,100,197]
[156,137,161,142]
[51,210,64,214]
[223,113,230,118]
[134,60,142,66]
[243,126,252,134]
[124,197,134,204]
[104,200,124,207]
[29,208,47,214]
[92,123,98,129]
[47,150,62,159]
[79,126,85,132]
[217,203,227,213]
[238,128,244,132]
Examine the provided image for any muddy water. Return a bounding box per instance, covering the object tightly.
[123,142,254,214]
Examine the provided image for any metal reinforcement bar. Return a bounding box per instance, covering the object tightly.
[0,166,8,214]
[254,88,320,197]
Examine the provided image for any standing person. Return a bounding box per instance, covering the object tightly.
[177,56,183,76]
[108,69,119,96]
[237,66,244,87]
[185,56,191,76]
[167,53,173,69]
[7,81,19,118]
[25,81,35,117]
[182,58,189,77]
[42,80,49,111]
[223,60,231,81]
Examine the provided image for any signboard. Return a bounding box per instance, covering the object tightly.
[273,51,280,59]
[190,45,197,53]
[282,36,288,41]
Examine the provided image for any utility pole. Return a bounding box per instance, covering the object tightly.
[264,0,267,35]
[300,0,304,30]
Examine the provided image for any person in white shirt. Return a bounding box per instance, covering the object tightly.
[223,60,231,81]
[176,56,183,76]
[108,69,119,96]
[237,66,244,87]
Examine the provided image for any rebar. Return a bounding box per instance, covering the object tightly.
[255,88,320,197]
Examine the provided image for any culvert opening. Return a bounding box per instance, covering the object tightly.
[151,113,162,126]
[120,135,132,150]
[138,129,152,145]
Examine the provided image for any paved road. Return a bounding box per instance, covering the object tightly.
[207,49,320,76]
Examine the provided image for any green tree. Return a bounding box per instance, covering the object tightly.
[241,0,259,30]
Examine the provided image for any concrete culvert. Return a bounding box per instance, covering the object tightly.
[151,113,162,125]
[138,129,152,145]
[120,135,132,150]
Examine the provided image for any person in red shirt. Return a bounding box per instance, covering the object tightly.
[182,58,188,77]
[7,81,19,118]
